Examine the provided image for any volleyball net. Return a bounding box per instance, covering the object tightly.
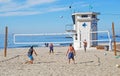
[13,33,74,46]
[13,31,112,47]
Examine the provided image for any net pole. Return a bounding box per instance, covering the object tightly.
[4,26,8,57]
[112,22,117,56]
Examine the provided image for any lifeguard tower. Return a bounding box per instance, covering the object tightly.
[67,12,100,50]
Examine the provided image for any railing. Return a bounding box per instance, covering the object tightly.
[65,24,76,33]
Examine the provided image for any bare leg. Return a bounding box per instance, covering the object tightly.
[25,60,33,64]
[72,58,75,64]
[84,47,86,52]
[49,50,51,54]
[30,60,33,64]
[69,59,70,64]
[52,50,54,53]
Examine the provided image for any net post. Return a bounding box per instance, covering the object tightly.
[4,26,8,57]
[112,22,117,56]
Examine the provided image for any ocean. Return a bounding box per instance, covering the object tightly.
[0,34,120,49]
[0,34,73,49]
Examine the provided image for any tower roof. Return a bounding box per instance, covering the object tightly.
[72,12,100,15]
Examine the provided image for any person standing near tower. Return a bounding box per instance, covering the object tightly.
[83,39,87,52]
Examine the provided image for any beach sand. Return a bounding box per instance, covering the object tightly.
[0,47,120,76]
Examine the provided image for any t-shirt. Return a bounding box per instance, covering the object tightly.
[28,49,33,56]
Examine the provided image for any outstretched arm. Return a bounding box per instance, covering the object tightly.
[66,49,69,56]
[33,49,37,56]
[72,47,76,56]
[74,50,76,56]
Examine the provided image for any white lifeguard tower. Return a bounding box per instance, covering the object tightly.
[70,12,100,50]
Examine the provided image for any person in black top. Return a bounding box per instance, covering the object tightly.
[25,46,37,64]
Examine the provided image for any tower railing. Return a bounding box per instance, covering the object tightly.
[65,24,76,33]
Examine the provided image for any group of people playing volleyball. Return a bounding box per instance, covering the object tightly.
[26,39,87,64]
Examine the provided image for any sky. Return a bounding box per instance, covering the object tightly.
[0,0,120,35]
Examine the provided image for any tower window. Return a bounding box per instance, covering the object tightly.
[81,15,88,18]
[75,34,77,40]
[92,15,96,18]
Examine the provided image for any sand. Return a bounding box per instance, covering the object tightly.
[0,47,120,76]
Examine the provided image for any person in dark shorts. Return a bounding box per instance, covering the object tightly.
[49,43,54,54]
[25,46,37,64]
[66,44,76,64]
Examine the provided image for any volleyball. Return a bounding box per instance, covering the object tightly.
[116,64,120,68]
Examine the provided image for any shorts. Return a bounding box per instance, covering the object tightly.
[28,55,34,60]
[50,48,53,53]
[68,52,74,59]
